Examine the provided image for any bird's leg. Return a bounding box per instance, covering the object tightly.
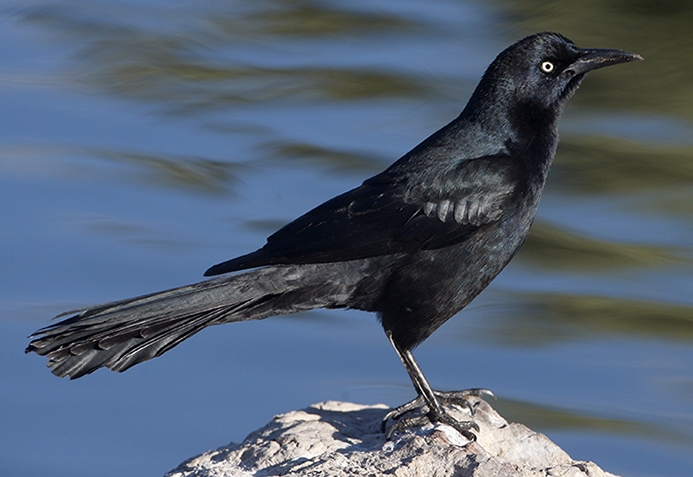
[383,332,488,440]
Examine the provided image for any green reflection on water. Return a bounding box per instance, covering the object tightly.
[20,2,428,111]
[215,0,417,38]
[95,148,242,194]
[553,136,693,196]
[85,62,426,108]
[492,396,691,446]
[479,292,693,345]
[259,140,387,173]
[1,144,240,194]
[520,221,685,271]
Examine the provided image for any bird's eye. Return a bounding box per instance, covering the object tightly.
[540,61,555,73]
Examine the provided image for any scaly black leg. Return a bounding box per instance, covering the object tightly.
[383,332,493,440]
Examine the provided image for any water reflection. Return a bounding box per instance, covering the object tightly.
[554,136,693,196]
[223,1,417,37]
[475,292,693,345]
[521,220,684,270]
[20,1,429,113]
[1,144,241,194]
[259,140,386,174]
[493,396,679,441]
[95,148,241,193]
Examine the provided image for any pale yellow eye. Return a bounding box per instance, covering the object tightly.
[540,61,555,73]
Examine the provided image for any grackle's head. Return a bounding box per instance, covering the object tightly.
[466,32,642,122]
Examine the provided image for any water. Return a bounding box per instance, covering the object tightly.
[2,1,692,476]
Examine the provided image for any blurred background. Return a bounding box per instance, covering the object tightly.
[1,1,692,476]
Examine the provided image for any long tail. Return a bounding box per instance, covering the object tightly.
[26,264,356,379]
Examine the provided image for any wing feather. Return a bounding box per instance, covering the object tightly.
[206,154,519,274]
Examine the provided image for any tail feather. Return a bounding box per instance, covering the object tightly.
[26,264,359,379]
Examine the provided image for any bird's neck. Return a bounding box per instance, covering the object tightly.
[462,94,561,181]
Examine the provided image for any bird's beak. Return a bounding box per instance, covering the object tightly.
[569,48,643,75]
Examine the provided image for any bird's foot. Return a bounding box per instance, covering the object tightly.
[382,388,494,440]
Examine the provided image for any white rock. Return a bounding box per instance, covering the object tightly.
[165,397,619,477]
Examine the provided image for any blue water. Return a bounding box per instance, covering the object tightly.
[2,1,692,476]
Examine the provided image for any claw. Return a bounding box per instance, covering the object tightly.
[428,410,477,441]
[381,395,425,432]
[385,414,429,439]
[382,387,492,440]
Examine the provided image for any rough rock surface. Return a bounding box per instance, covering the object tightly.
[165,397,618,477]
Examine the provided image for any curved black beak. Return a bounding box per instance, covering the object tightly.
[569,48,643,75]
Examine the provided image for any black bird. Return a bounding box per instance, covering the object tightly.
[27,32,641,438]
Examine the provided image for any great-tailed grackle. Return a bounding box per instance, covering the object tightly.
[27,32,641,439]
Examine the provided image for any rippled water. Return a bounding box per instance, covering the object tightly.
[2,1,692,476]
